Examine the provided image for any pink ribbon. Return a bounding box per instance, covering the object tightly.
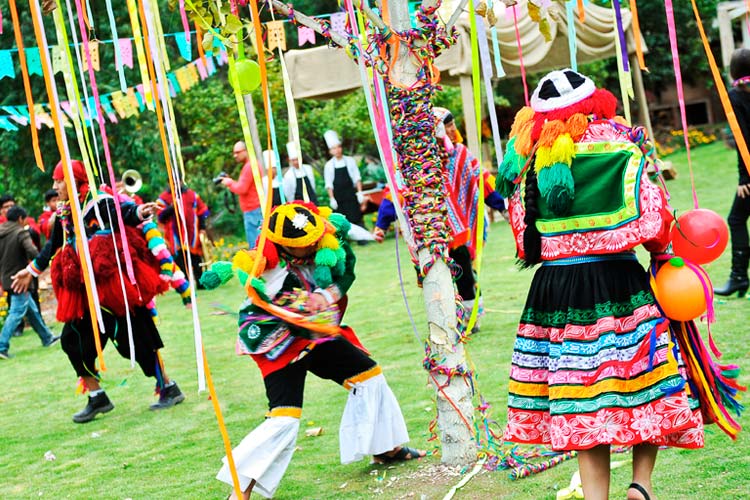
[74,0,137,286]
[665,0,699,209]
[512,6,529,106]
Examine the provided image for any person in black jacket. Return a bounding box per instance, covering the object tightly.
[0,206,58,358]
[716,48,750,297]
[12,160,185,423]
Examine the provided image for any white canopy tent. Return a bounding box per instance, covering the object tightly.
[283,0,651,152]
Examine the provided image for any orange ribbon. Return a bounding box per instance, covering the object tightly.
[628,0,647,70]
[691,0,750,177]
[8,0,43,171]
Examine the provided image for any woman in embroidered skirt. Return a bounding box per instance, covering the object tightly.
[496,70,704,500]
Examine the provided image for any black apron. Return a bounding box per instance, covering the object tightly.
[333,163,362,225]
[295,174,318,205]
[271,186,282,207]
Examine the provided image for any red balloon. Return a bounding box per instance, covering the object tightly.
[670,209,728,265]
[653,257,710,321]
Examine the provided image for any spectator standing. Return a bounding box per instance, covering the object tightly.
[38,188,60,240]
[323,131,364,226]
[0,206,58,359]
[222,141,263,248]
[715,48,750,297]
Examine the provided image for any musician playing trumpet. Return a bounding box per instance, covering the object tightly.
[156,182,211,288]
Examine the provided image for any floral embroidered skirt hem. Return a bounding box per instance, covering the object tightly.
[504,258,705,451]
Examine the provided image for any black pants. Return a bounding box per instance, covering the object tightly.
[449,245,476,301]
[728,192,750,249]
[263,338,376,410]
[61,306,164,379]
[174,251,204,288]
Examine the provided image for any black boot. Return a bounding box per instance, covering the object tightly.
[714,249,750,297]
[72,392,114,423]
[149,382,185,410]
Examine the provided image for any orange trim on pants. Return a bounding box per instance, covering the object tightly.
[266,406,302,419]
[343,365,382,390]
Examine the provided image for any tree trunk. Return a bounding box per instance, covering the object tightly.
[387,0,475,467]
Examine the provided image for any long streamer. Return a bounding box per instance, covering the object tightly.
[279,53,301,203]
[74,0,141,365]
[566,0,578,71]
[127,0,154,110]
[184,0,267,214]
[202,346,243,500]
[612,0,629,72]
[73,0,138,284]
[105,0,128,92]
[512,6,529,105]
[138,0,207,389]
[348,0,412,244]
[628,0,647,70]
[664,0,698,209]
[467,0,485,333]
[612,2,633,125]
[690,0,750,178]
[53,9,96,178]
[63,0,102,185]
[8,0,43,170]
[30,0,107,370]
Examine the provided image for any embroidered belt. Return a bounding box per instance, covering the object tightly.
[541,252,638,266]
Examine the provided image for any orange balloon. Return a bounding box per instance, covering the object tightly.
[653,257,710,321]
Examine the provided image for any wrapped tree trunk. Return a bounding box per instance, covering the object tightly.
[385,0,476,466]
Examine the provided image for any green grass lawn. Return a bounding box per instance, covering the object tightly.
[2,141,749,499]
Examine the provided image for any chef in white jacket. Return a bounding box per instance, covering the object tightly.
[282,142,318,205]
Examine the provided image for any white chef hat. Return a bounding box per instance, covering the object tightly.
[262,150,276,169]
[324,130,341,149]
[286,141,299,160]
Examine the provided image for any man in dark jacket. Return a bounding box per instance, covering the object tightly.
[0,206,58,358]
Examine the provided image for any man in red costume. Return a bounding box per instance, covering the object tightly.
[156,183,210,287]
[12,160,186,423]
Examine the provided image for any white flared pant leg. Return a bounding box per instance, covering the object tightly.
[339,373,409,464]
[216,416,300,498]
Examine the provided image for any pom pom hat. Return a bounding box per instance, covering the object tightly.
[530,69,596,112]
[498,69,618,215]
[266,203,329,248]
[224,202,349,292]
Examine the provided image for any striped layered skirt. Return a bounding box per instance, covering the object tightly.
[504,254,705,451]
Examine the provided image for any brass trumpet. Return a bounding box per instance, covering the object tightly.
[199,231,216,268]
[121,169,142,194]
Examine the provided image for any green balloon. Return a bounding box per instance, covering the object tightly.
[233,59,261,94]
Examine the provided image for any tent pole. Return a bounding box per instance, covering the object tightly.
[460,75,480,154]
[627,31,653,139]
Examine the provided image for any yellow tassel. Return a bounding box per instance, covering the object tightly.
[534,146,553,171]
[510,106,535,138]
[318,232,340,251]
[566,113,588,141]
[514,121,535,157]
[145,228,161,240]
[538,120,566,148]
[232,250,256,275]
[454,128,464,144]
[550,134,575,165]
[317,206,333,219]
